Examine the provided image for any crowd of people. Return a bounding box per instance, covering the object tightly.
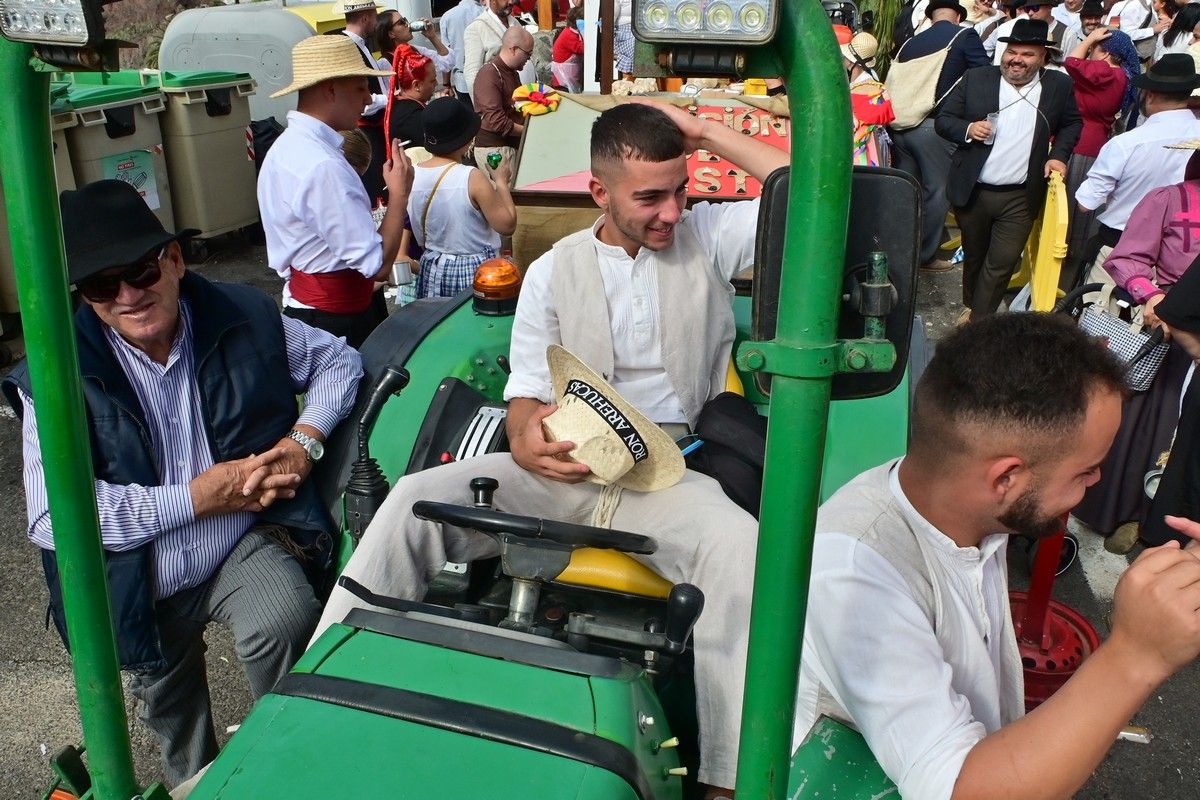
[18,2,1200,799]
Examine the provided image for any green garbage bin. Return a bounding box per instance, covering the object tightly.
[63,82,175,231]
[157,71,259,239]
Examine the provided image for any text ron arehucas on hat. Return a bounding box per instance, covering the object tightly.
[543,345,685,492]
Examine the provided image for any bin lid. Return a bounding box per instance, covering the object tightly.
[63,83,161,110]
[158,70,254,89]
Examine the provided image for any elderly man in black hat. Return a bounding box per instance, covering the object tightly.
[2,180,364,786]
[937,17,1082,321]
[888,0,990,273]
[1076,54,1200,283]
[1059,0,1107,53]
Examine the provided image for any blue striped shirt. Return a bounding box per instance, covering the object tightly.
[19,299,363,599]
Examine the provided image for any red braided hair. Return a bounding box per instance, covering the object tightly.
[392,44,432,91]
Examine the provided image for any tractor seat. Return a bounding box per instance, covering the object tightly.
[555,548,672,600]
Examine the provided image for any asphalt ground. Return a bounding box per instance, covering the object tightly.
[0,239,1198,797]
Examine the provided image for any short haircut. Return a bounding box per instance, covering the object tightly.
[590,103,685,174]
[909,313,1126,468]
[345,8,375,26]
[1156,88,1194,104]
[339,128,372,175]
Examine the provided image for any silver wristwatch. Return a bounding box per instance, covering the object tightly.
[287,429,325,462]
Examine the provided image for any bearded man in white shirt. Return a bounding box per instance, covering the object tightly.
[936,18,1081,321]
[315,99,790,799]
[463,0,536,100]
[795,311,1200,800]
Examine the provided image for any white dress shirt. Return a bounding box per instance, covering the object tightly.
[1076,108,1200,229]
[440,0,485,93]
[794,462,1011,800]
[977,75,1042,186]
[504,200,759,422]
[344,29,389,117]
[257,111,383,308]
[1107,0,1156,41]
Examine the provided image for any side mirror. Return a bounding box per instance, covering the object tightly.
[750,166,920,400]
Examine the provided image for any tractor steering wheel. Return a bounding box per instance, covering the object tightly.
[411,501,657,555]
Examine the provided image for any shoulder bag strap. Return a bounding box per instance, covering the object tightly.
[420,163,459,241]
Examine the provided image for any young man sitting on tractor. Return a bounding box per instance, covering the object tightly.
[795,312,1200,799]
[314,99,790,797]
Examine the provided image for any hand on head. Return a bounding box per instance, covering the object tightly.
[624,97,708,153]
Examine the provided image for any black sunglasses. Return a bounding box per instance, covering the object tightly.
[78,248,165,302]
[393,16,409,26]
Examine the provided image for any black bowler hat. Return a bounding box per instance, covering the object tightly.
[999,18,1058,47]
[1155,255,1200,333]
[1079,0,1105,17]
[926,0,969,20]
[423,96,481,155]
[1133,53,1200,93]
[58,180,197,285]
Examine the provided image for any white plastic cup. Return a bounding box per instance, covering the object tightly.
[984,111,999,145]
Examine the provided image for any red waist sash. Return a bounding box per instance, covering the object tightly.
[289,268,375,314]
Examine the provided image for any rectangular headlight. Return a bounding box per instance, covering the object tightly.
[0,0,103,46]
[633,0,778,45]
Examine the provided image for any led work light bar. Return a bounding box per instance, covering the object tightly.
[0,0,103,46]
[634,0,778,45]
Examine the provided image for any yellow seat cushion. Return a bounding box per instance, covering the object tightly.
[555,548,672,600]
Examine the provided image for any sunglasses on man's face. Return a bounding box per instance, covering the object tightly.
[78,248,165,303]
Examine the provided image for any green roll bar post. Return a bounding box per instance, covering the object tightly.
[0,40,144,800]
[733,2,887,797]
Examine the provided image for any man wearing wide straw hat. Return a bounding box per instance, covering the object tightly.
[937,17,1081,321]
[1076,53,1200,284]
[258,35,414,349]
[3,179,364,786]
[316,98,790,798]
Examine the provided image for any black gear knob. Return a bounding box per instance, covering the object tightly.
[470,477,499,508]
[663,583,705,655]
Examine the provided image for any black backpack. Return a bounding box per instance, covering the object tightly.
[684,393,768,518]
[891,0,918,55]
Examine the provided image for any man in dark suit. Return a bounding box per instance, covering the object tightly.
[890,0,991,273]
[936,18,1082,322]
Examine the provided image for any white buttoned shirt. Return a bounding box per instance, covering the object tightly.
[794,461,1012,800]
[977,75,1042,186]
[257,111,383,308]
[504,200,759,423]
[1076,108,1200,230]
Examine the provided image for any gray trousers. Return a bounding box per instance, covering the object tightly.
[955,186,1036,316]
[315,452,759,790]
[891,119,956,265]
[130,529,320,787]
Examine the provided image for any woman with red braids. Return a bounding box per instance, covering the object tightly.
[386,45,438,148]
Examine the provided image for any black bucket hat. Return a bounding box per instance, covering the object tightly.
[1133,53,1200,93]
[999,18,1057,47]
[423,96,481,155]
[926,0,969,20]
[1156,256,1200,333]
[59,180,197,284]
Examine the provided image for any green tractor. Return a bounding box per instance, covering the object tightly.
[1,1,923,797]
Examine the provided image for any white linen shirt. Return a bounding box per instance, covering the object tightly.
[504,200,759,422]
[1076,108,1200,230]
[977,76,1042,185]
[345,29,389,117]
[794,462,1011,800]
[440,0,485,93]
[257,111,383,309]
[1107,0,1156,41]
